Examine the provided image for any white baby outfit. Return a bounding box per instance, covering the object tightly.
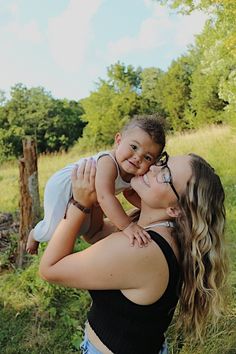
[34,151,130,242]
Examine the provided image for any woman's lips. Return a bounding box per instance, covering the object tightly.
[141,174,150,187]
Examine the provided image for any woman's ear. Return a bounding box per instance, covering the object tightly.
[166,206,181,218]
[115,132,122,146]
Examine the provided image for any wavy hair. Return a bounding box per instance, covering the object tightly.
[173,153,229,339]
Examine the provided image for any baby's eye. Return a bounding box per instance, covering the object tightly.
[144,155,152,162]
[130,144,137,151]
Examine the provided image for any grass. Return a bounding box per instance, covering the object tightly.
[0,124,236,353]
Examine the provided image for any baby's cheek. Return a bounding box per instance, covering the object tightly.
[142,162,154,173]
[136,168,149,176]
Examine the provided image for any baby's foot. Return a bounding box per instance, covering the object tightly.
[26,230,39,255]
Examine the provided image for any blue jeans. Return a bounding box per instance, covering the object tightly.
[80,331,169,354]
[80,331,102,353]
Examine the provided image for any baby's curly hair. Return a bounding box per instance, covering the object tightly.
[122,114,166,154]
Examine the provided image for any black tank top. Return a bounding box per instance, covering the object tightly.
[88,231,181,354]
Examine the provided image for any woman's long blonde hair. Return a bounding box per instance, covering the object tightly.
[174,153,228,339]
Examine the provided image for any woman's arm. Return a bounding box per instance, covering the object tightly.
[39,159,96,279]
[39,205,166,292]
[39,159,168,296]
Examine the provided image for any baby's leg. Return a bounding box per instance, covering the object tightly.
[26,161,96,252]
[27,166,75,253]
[26,229,39,254]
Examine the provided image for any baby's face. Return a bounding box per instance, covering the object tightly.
[115,127,162,176]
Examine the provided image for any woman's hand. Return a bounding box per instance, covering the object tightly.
[71,158,97,208]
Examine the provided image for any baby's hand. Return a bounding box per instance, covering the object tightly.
[123,222,152,247]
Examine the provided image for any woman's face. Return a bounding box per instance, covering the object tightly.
[131,155,192,209]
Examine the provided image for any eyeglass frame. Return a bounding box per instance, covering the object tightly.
[155,152,180,200]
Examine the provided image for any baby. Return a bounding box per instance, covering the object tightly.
[26,115,165,254]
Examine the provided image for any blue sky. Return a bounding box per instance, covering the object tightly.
[0,0,207,100]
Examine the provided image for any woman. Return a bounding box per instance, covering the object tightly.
[39,153,228,354]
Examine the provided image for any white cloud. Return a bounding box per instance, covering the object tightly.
[4,20,43,43]
[0,0,209,100]
[0,0,42,44]
[48,0,103,73]
[107,4,171,62]
[106,1,207,63]
[174,10,208,47]
[0,0,18,17]
[8,2,20,16]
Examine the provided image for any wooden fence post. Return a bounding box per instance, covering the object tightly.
[17,137,40,267]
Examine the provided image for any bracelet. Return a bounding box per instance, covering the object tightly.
[64,197,91,218]
[70,197,91,214]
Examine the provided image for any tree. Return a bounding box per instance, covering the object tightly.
[0,90,6,106]
[43,99,85,152]
[156,0,235,126]
[156,56,193,130]
[106,62,142,92]
[155,0,234,14]
[140,67,167,116]
[0,83,85,160]
[80,63,142,150]
[189,27,228,126]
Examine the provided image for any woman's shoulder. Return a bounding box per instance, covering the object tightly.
[97,231,170,281]
[99,231,172,304]
[147,229,180,264]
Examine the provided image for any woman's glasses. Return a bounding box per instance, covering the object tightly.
[156,152,180,200]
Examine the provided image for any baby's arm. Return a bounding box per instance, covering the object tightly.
[123,188,141,209]
[96,156,151,246]
[96,156,130,230]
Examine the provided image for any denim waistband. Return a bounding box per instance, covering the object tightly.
[80,330,169,354]
[80,331,102,354]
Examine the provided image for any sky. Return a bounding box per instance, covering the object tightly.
[0,0,208,101]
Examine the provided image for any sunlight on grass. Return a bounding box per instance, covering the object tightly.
[0,124,235,353]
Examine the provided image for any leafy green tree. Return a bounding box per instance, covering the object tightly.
[4,83,53,135]
[80,63,142,150]
[42,99,85,152]
[106,62,142,92]
[155,0,233,14]
[188,3,234,124]
[189,27,228,126]
[0,84,85,160]
[0,90,6,106]
[156,0,235,126]
[140,67,167,117]
[0,126,24,162]
[155,56,193,131]
[213,1,236,124]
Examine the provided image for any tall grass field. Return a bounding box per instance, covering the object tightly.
[0,125,235,353]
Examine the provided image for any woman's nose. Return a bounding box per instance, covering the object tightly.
[149,165,159,175]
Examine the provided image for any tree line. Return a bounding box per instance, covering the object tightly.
[0,0,234,162]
